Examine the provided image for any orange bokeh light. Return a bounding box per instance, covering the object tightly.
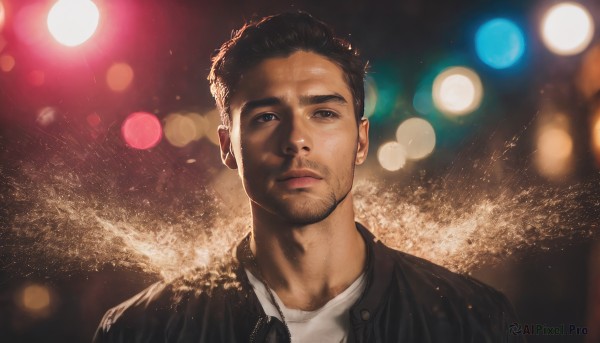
[106,62,134,92]
[0,53,14,72]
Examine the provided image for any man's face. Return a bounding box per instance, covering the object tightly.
[218,51,369,225]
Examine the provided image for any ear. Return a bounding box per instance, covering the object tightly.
[355,118,369,165]
[218,125,238,169]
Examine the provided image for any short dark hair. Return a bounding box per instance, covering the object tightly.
[208,12,367,126]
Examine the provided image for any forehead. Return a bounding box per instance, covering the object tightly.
[230,51,351,107]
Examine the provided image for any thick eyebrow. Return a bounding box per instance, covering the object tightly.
[299,94,348,107]
[239,94,349,118]
[239,97,282,118]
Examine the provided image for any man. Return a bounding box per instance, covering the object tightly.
[94,12,521,342]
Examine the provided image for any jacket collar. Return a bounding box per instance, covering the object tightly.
[233,222,394,325]
[350,222,395,319]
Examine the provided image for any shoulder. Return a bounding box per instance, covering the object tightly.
[391,248,500,297]
[391,247,510,306]
[382,245,520,340]
[93,260,244,343]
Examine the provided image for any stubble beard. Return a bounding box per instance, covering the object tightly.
[251,166,355,226]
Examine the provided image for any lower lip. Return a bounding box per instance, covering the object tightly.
[279,177,321,188]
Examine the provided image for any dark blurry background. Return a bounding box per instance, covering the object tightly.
[0,0,599,342]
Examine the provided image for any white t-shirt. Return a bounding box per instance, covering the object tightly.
[245,269,366,343]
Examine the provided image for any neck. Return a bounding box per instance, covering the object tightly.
[248,193,366,311]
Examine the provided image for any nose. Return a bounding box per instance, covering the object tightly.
[280,115,312,156]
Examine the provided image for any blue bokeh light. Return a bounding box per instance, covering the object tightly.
[475,18,525,69]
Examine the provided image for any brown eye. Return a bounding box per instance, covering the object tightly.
[255,113,278,123]
[314,110,338,118]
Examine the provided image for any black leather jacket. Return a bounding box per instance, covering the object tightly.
[94,223,523,342]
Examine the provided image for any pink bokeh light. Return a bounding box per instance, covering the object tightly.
[120,112,162,150]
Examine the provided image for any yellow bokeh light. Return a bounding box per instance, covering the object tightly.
[163,112,209,148]
[541,2,594,56]
[0,53,14,72]
[577,45,600,99]
[377,141,407,171]
[432,66,483,116]
[592,110,600,165]
[21,284,51,313]
[538,127,573,159]
[106,62,134,92]
[164,113,198,148]
[395,117,436,160]
[47,0,100,47]
[535,120,573,179]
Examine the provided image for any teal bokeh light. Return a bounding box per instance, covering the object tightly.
[475,18,525,69]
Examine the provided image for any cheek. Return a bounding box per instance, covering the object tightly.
[321,130,357,162]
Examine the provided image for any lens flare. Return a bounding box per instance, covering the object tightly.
[476,18,525,69]
[395,118,436,160]
[121,112,162,150]
[541,2,594,56]
[47,0,100,47]
[377,141,407,171]
[0,53,14,72]
[432,66,483,116]
[106,62,134,92]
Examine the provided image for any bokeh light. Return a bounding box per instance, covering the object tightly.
[413,81,435,116]
[36,107,57,127]
[364,76,378,118]
[592,109,600,166]
[377,141,407,171]
[541,2,594,56]
[577,45,600,99]
[87,113,101,127]
[0,53,14,72]
[395,118,436,160]
[121,112,162,150]
[432,66,483,116]
[0,2,5,32]
[19,284,51,315]
[106,62,134,92]
[47,0,100,47]
[535,115,573,179]
[14,3,47,46]
[475,18,525,69]
[163,112,208,147]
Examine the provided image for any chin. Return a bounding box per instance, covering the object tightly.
[268,192,341,225]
